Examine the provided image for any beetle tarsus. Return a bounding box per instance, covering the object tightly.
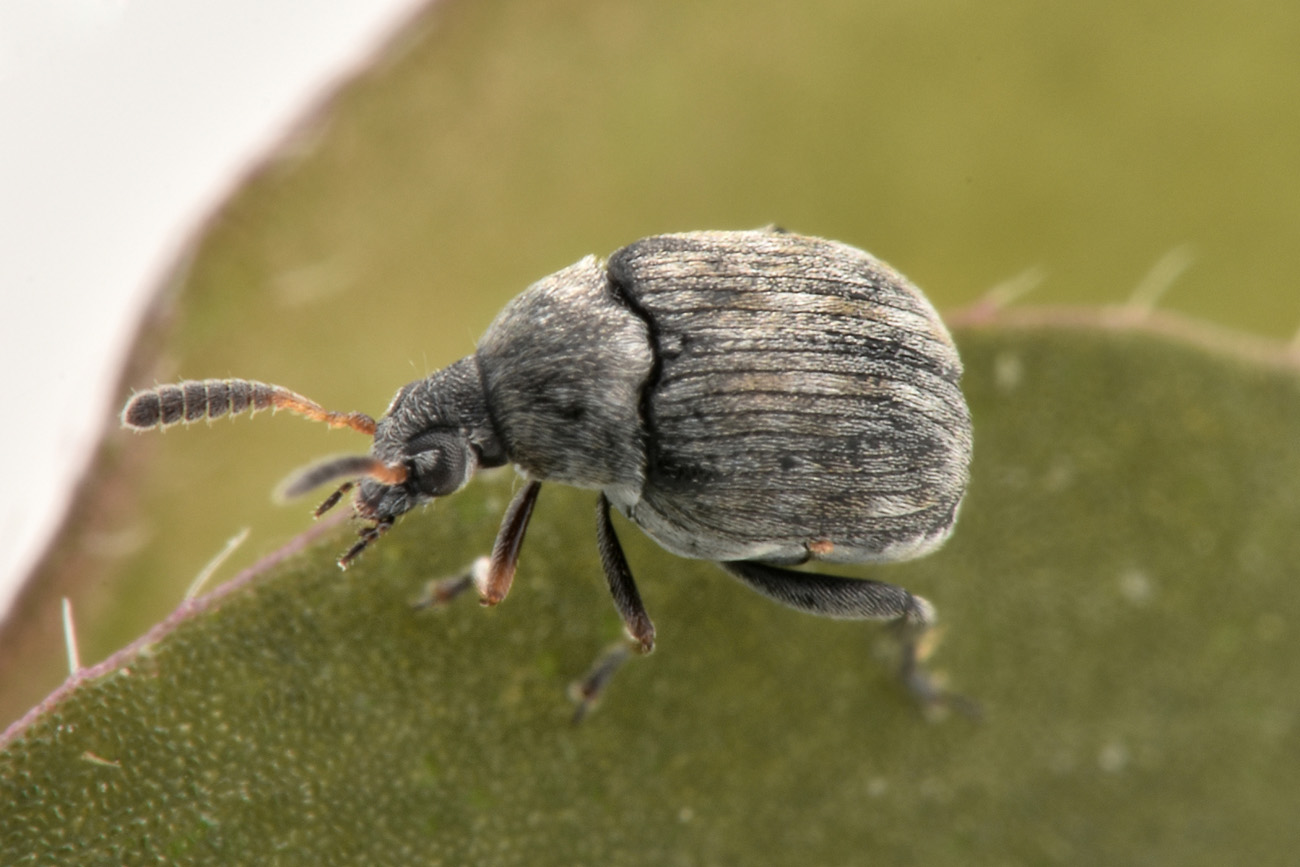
[892,616,983,721]
[412,559,484,610]
[568,641,634,724]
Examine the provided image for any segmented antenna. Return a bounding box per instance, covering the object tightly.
[121,379,376,436]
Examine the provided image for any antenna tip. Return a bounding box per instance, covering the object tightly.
[121,391,162,430]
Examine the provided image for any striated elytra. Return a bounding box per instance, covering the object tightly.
[123,229,974,718]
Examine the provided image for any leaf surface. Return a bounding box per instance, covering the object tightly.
[5,320,1299,865]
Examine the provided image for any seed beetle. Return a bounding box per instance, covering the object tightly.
[122,230,974,718]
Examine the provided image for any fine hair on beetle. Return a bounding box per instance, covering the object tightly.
[122,229,974,719]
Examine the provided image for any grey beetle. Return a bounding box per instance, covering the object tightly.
[122,229,973,717]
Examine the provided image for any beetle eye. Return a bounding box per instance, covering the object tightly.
[408,442,472,498]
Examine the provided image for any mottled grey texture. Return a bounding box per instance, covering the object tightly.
[477,256,654,492]
[606,231,971,564]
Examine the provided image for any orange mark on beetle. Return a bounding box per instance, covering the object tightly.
[807,538,835,557]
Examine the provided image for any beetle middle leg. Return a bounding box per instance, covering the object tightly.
[719,560,978,718]
[568,493,657,722]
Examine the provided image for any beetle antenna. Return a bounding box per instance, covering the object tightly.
[121,379,377,436]
[279,455,409,500]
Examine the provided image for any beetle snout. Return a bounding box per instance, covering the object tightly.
[353,477,418,523]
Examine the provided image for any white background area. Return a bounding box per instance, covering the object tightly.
[0,0,427,620]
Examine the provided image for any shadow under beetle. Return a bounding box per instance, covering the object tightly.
[122,230,974,719]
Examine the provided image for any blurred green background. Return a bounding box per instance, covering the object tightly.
[4,0,1298,779]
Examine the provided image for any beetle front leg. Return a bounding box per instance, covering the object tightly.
[414,480,542,609]
[719,560,978,719]
[568,494,657,722]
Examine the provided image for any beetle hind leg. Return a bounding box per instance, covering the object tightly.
[719,560,978,719]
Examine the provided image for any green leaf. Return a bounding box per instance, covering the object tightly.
[10,0,1295,721]
[5,0,1297,862]
[4,315,1299,865]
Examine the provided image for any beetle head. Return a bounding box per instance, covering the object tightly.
[281,357,505,567]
